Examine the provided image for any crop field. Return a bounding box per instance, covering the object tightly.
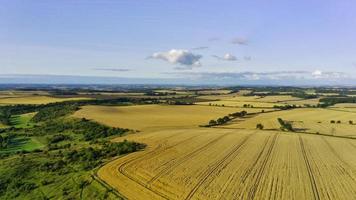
[98,128,356,200]
[73,105,263,130]
[279,98,320,106]
[196,100,283,108]
[71,101,356,200]
[0,95,90,105]
[226,95,301,103]
[224,108,356,137]
[332,103,356,108]
[3,88,356,199]
[195,95,308,108]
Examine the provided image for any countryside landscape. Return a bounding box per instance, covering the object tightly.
[1,86,356,199]
[2,1,356,199]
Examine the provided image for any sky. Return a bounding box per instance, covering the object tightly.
[1,0,356,85]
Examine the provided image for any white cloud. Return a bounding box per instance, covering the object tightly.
[311,70,347,79]
[223,53,237,61]
[212,53,237,61]
[312,70,322,76]
[150,49,202,68]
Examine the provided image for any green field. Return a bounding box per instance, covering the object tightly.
[10,112,36,128]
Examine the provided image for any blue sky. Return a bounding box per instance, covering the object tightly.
[1,0,356,84]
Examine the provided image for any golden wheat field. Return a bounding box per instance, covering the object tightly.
[98,128,356,200]
[71,103,356,200]
[0,95,91,105]
[73,105,264,131]
[224,108,356,137]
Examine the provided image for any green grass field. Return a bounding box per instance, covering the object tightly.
[0,137,45,154]
[10,112,36,128]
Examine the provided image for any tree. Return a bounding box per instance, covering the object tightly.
[209,120,217,126]
[349,120,353,125]
[277,118,293,131]
[222,116,230,122]
[256,123,264,130]
[330,120,335,124]
[217,118,225,125]
[0,135,3,148]
[337,120,341,124]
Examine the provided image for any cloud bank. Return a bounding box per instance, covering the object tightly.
[92,68,131,72]
[168,70,350,83]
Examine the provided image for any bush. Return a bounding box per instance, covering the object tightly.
[256,123,264,130]
[209,120,217,126]
[48,134,70,144]
[277,118,293,131]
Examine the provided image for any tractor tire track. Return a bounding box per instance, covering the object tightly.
[124,134,200,169]
[246,133,278,200]
[146,133,230,186]
[321,137,356,181]
[218,134,272,199]
[299,135,320,200]
[184,133,255,200]
[117,134,201,200]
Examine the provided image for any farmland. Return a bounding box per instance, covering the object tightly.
[73,105,267,130]
[0,95,91,105]
[98,129,356,200]
[1,86,356,199]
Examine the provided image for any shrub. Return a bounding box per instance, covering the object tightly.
[256,123,264,130]
[209,120,217,126]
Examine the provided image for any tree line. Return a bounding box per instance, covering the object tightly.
[205,111,248,127]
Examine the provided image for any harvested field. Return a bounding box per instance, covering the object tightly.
[73,100,356,199]
[98,128,356,200]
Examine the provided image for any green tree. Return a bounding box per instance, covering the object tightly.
[256,123,264,130]
[209,120,217,126]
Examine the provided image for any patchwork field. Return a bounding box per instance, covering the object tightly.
[223,108,356,137]
[0,95,90,105]
[195,95,311,108]
[71,102,356,200]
